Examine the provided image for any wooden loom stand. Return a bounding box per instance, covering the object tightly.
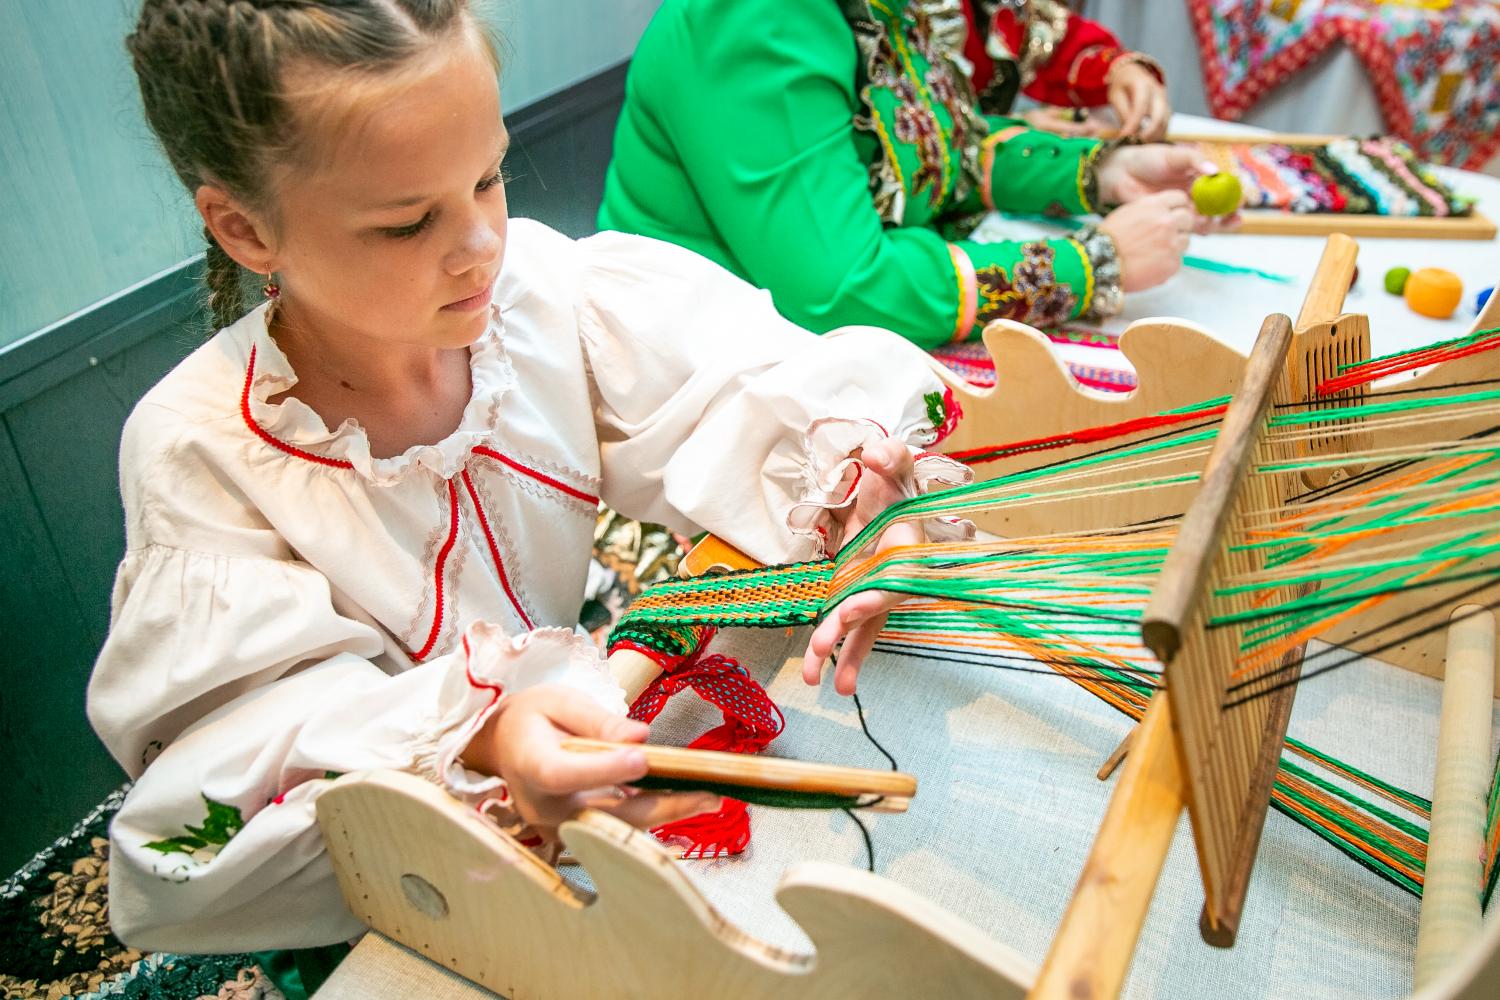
[935,314,1244,539]
[1029,234,1361,999]
[1167,132,1497,241]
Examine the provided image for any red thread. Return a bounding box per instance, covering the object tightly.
[1317,335,1500,396]
[461,634,505,703]
[946,403,1228,465]
[841,462,864,504]
[240,346,355,469]
[627,639,784,859]
[408,480,461,662]
[460,469,535,630]
[471,446,599,504]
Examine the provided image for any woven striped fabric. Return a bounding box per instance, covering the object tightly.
[930,327,1137,392]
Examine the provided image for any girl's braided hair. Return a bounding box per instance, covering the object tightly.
[127,0,489,327]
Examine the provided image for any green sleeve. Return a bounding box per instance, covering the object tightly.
[613,0,1089,349]
[976,115,1107,217]
[950,235,1095,335]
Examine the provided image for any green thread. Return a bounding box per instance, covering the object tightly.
[629,776,866,810]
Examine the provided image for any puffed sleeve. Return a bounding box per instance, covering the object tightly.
[88,405,623,952]
[575,231,974,566]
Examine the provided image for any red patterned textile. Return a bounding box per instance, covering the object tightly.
[1188,0,1500,169]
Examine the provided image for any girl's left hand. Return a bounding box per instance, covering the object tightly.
[801,438,923,696]
[1106,61,1170,141]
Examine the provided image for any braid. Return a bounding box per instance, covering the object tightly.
[202,228,249,330]
[127,0,487,327]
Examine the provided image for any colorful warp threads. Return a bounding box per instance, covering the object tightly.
[944,398,1229,466]
[610,328,1500,901]
[1318,326,1500,396]
[1487,750,1500,906]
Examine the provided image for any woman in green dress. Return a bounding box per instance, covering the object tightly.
[599,0,1224,349]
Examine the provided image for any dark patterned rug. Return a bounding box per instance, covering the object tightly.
[0,789,278,1000]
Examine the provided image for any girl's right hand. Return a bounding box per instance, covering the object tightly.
[463,684,721,836]
[1097,190,1196,292]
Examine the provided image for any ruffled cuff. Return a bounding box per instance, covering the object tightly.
[418,622,627,805]
[786,416,975,560]
[1071,223,1124,320]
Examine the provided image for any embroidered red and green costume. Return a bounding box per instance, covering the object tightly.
[965,0,1162,114]
[599,0,1152,348]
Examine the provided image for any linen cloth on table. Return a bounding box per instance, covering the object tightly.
[590,626,1497,1000]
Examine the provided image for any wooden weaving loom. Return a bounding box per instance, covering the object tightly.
[312,237,1500,999]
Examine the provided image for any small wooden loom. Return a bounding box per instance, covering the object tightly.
[1169,132,1497,241]
[314,239,1500,999]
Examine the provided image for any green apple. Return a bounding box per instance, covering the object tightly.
[1191,172,1243,217]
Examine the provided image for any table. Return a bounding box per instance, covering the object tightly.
[317,623,1500,999]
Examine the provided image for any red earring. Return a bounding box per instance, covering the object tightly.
[263,276,280,299]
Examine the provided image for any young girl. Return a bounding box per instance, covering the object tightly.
[88,0,972,956]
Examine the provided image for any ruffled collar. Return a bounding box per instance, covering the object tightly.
[235,300,517,485]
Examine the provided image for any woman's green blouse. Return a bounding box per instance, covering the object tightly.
[598,0,1114,348]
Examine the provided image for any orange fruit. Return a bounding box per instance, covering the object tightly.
[1403,268,1463,319]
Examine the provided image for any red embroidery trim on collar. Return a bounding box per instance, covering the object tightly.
[461,469,535,630]
[240,345,355,470]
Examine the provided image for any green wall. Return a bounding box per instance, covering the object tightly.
[0,0,660,349]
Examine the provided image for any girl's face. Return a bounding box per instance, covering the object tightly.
[267,31,508,351]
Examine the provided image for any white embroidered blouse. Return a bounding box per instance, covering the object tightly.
[87,220,971,951]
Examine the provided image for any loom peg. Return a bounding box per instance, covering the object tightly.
[1413,605,1496,988]
[1096,726,1136,781]
[611,648,665,705]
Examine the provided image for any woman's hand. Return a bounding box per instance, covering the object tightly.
[1094,145,1241,292]
[1097,190,1195,292]
[802,438,923,696]
[1106,60,1170,141]
[463,685,720,835]
[1021,106,1111,139]
[1096,144,1208,206]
